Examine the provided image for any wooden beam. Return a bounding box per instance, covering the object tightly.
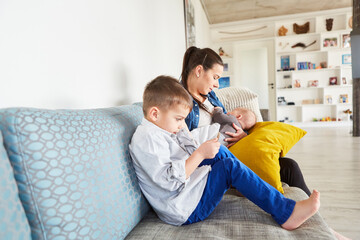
[352,0,360,136]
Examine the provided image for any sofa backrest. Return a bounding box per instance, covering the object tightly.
[0,105,150,240]
[0,131,32,239]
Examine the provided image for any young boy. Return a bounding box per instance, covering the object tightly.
[212,106,256,146]
[129,75,320,229]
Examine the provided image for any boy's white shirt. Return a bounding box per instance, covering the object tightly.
[189,122,220,145]
[129,119,220,226]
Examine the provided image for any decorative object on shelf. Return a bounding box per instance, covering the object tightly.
[219,26,267,35]
[326,18,334,31]
[342,54,352,64]
[293,22,310,34]
[218,77,230,89]
[280,55,290,70]
[308,80,319,87]
[277,96,287,105]
[294,79,301,88]
[329,77,338,85]
[342,77,347,84]
[348,16,353,28]
[320,61,327,68]
[339,94,349,103]
[342,34,351,48]
[302,99,314,104]
[218,47,230,57]
[279,42,289,50]
[323,37,338,47]
[219,47,224,56]
[325,95,332,104]
[315,116,333,122]
[291,40,316,49]
[343,109,352,121]
[278,25,288,36]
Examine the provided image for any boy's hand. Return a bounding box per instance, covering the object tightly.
[196,138,220,159]
[225,123,248,148]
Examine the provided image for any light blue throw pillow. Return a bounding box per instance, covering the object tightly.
[0,131,31,240]
[0,106,149,240]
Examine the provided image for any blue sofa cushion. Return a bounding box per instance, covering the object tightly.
[0,106,150,240]
[0,131,31,240]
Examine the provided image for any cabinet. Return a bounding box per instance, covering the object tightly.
[275,12,353,125]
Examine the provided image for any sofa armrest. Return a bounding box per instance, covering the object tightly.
[260,109,270,121]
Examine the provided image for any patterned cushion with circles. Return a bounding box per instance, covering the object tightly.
[0,131,32,240]
[0,105,150,240]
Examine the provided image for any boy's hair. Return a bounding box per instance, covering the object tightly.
[143,75,193,116]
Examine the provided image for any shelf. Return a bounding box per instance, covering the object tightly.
[277,67,343,73]
[288,121,352,128]
[277,47,351,56]
[277,85,352,91]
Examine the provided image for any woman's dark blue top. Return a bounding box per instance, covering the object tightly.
[185,91,227,131]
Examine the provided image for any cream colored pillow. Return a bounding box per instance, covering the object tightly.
[214,87,263,122]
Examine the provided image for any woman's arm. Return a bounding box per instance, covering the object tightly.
[224,123,247,148]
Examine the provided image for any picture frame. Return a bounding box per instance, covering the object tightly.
[281,55,290,70]
[342,34,351,48]
[278,96,287,105]
[339,94,349,103]
[218,77,230,89]
[342,77,347,85]
[223,63,229,72]
[184,0,196,48]
[308,80,319,87]
[342,54,352,64]
[323,37,338,48]
[329,77,337,85]
[325,95,332,104]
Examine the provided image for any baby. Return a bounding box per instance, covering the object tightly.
[212,107,256,146]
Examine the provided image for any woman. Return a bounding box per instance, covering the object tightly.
[181,46,311,196]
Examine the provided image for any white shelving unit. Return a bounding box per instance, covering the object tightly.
[275,11,353,125]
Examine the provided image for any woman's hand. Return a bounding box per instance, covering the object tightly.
[196,138,220,159]
[225,123,247,148]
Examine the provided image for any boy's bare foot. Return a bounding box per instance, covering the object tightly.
[281,190,320,230]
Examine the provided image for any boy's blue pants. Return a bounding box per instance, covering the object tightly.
[183,145,296,225]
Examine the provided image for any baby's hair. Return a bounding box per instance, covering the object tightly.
[143,75,193,116]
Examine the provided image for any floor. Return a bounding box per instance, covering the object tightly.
[286,126,360,240]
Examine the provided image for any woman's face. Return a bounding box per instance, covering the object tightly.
[197,63,224,95]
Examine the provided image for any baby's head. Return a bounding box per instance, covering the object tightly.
[143,75,193,134]
[228,107,256,130]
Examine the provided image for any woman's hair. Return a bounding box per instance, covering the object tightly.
[181,46,223,91]
[143,75,193,116]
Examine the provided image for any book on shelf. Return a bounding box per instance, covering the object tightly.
[281,55,290,70]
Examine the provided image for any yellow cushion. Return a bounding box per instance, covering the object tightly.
[229,121,307,194]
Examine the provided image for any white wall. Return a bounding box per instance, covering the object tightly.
[0,0,186,109]
[193,0,211,48]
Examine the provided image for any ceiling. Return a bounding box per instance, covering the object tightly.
[201,0,352,25]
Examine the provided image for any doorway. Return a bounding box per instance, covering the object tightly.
[233,40,276,120]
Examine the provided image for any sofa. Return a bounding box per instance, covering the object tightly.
[0,87,336,240]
